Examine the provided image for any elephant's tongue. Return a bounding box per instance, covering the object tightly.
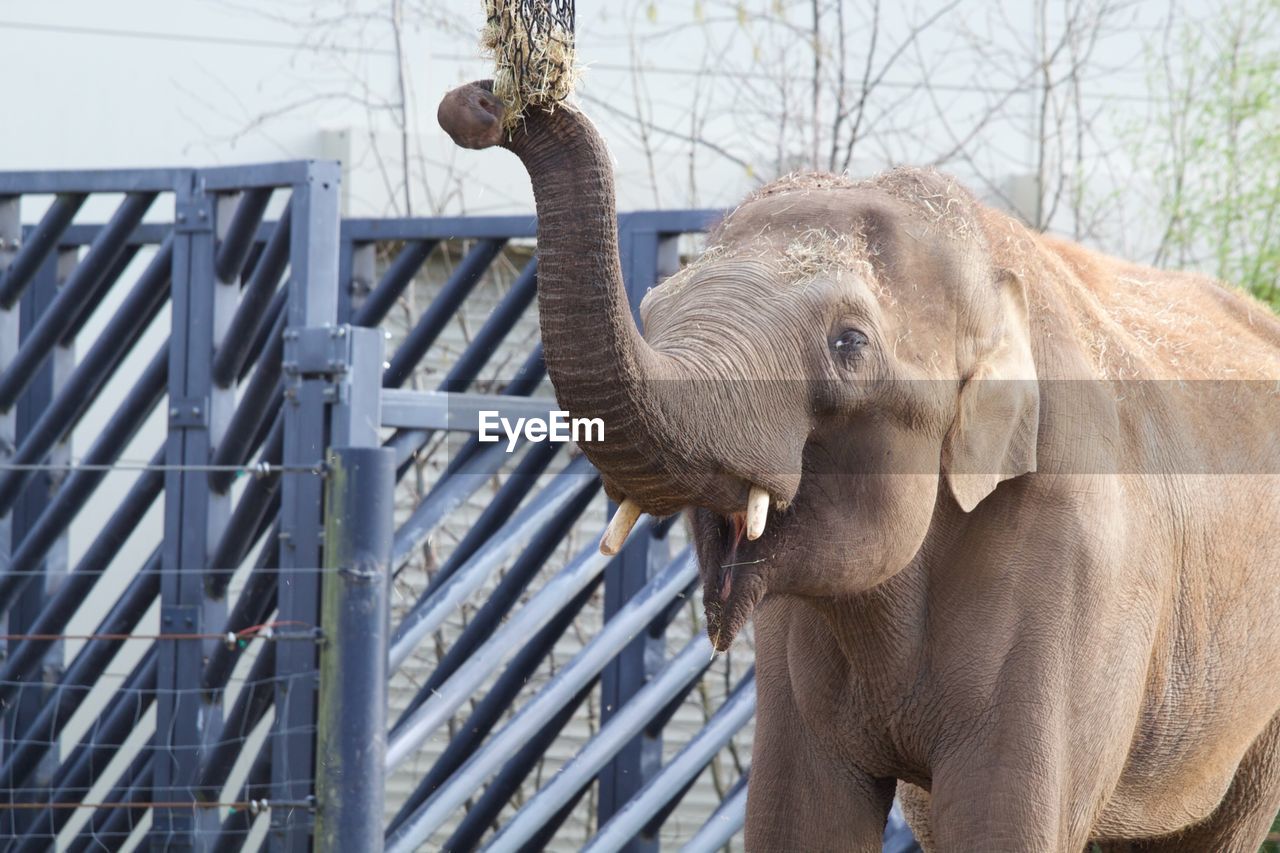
[719,513,747,600]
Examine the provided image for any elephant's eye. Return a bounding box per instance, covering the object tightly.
[830,328,869,363]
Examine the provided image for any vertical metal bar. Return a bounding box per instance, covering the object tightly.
[335,227,356,325]
[0,203,18,792]
[3,247,72,838]
[153,170,230,850]
[0,195,23,802]
[314,446,393,853]
[271,160,341,853]
[597,224,680,845]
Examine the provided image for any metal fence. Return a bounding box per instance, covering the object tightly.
[0,161,919,851]
[0,162,386,851]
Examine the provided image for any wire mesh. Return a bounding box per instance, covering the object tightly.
[0,170,328,852]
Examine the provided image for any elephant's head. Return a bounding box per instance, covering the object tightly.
[439,83,1039,650]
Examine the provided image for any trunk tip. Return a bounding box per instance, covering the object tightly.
[438,81,506,150]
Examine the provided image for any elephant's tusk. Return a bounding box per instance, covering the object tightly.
[746,486,770,540]
[600,499,642,556]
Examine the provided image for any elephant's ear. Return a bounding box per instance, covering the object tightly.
[942,269,1039,512]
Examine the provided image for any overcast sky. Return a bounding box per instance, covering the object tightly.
[0,0,1219,255]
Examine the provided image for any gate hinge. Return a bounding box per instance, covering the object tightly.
[169,397,209,429]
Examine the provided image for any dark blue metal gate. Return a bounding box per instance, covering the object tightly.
[0,163,384,851]
[0,161,909,850]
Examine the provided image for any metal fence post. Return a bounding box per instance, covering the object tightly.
[596,219,681,848]
[315,446,393,853]
[0,193,16,820]
[272,160,343,852]
[155,169,233,850]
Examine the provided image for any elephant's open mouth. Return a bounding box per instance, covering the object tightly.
[692,507,775,652]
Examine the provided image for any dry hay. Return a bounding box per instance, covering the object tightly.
[746,170,861,202]
[861,166,980,241]
[481,0,577,130]
[779,227,876,286]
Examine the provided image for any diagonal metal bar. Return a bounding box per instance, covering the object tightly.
[387,527,654,766]
[205,436,282,599]
[214,187,274,284]
[581,672,756,853]
[383,259,541,474]
[0,551,159,787]
[0,191,156,411]
[385,348,545,476]
[203,523,279,690]
[196,643,276,800]
[0,192,87,309]
[438,256,538,392]
[384,545,696,778]
[211,739,271,853]
[238,282,287,384]
[351,238,437,327]
[212,201,291,387]
[18,732,156,850]
[9,646,158,839]
[388,438,561,669]
[381,238,505,388]
[384,578,706,850]
[485,638,722,853]
[386,455,598,674]
[73,241,143,341]
[64,751,155,853]
[444,679,597,851]
[0,343,167,612]
[391,470,599,727]
[386,576,604,835]
[209,366,282,499]
[387,441,526,576]
[421,435,560,585]
[429,342,546,478]
[679,772,748,853]
[209,322,285,494]
[0,448,163,704]
[0,238,171,515]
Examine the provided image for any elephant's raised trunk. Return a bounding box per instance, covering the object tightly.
[437,81,730,517]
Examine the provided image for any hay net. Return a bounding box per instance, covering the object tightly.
[481,0,576,130]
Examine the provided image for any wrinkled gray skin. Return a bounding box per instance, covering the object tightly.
[439,82,1280,851]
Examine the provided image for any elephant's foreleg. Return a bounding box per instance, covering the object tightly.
[928,756,1085,853]
[747,681,894,851]
[745,739,895,851]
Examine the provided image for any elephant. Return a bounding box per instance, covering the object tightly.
[437,81,1280,851]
